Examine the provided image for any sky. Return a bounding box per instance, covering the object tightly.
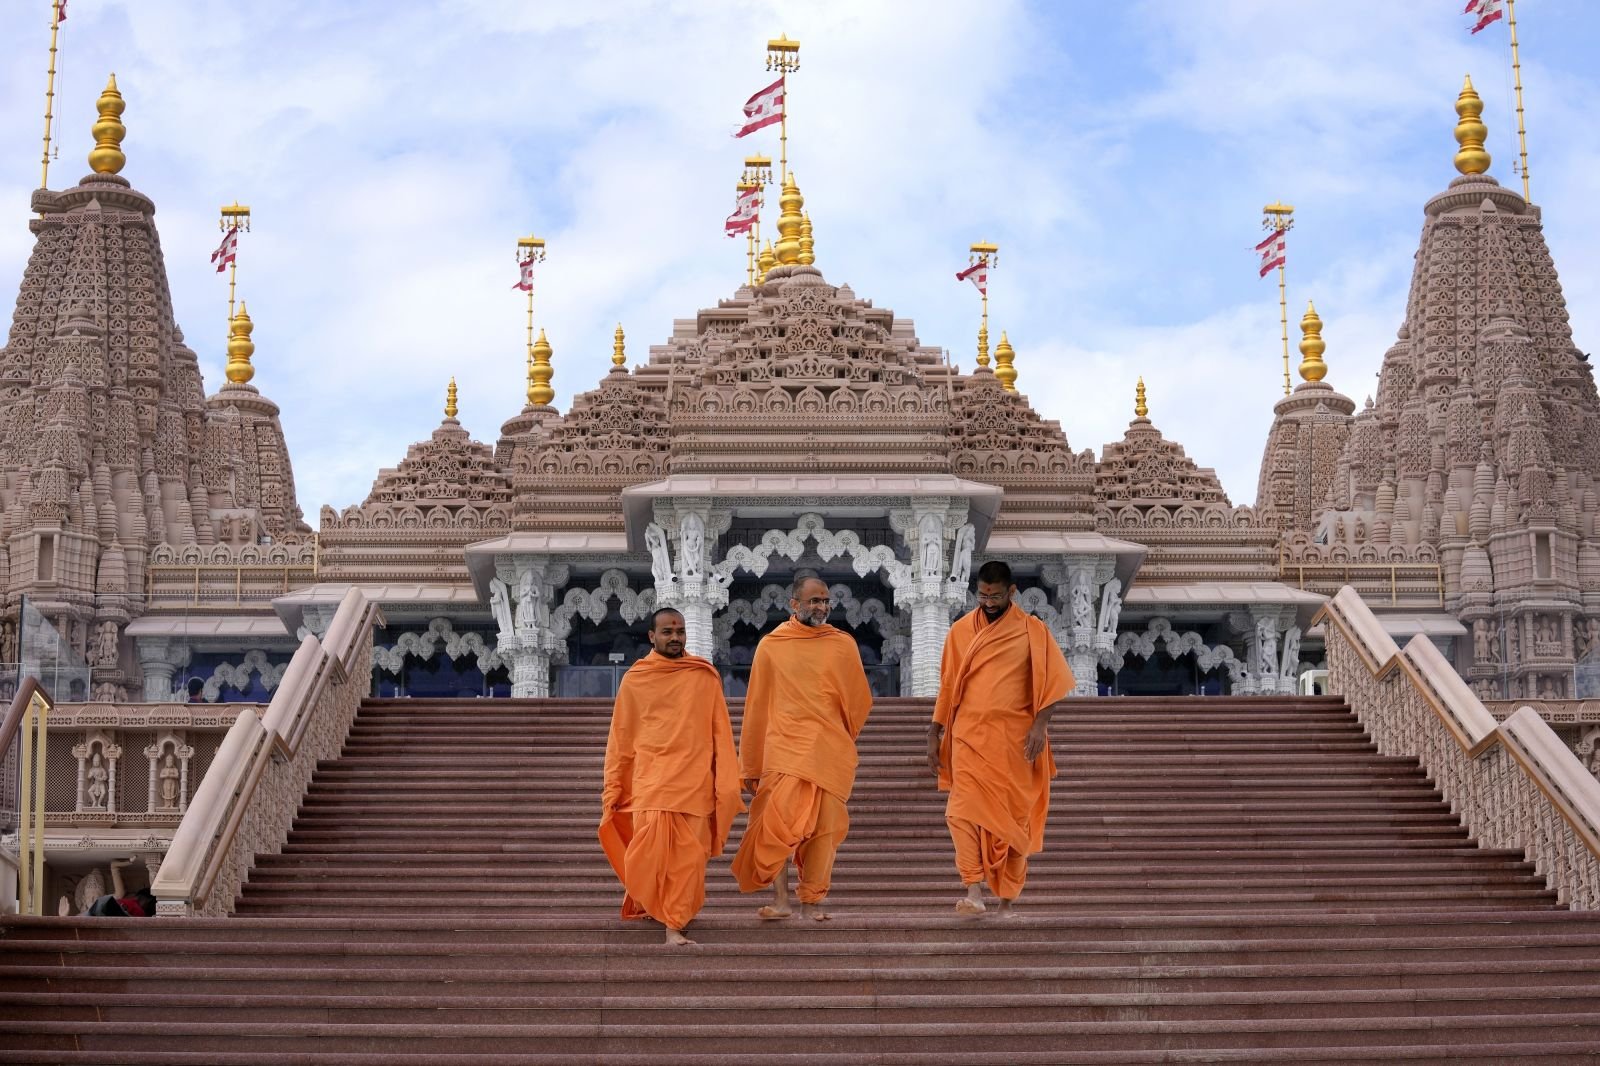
[1,0,1597,516]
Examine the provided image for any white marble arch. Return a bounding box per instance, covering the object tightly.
[1109,617,1245,685]
[547,568,657,664]
[711,512,911,590]
[373,617,507,675]
[197,649,290,702]
[713,582,900,664]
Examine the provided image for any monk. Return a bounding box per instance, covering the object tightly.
[928,559,1073,916]
[731,572,873,921]
[599,608,742,946]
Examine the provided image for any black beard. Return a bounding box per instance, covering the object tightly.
[658,645,685,658]
[981,604,1007,621]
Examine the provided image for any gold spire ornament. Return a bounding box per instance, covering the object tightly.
[1135,376,1148,419]
[994,331,1017,392]
[1453,75,1490,176]
[40,0,66,189]
[445,377,458,419]
[757,239,776,285]
[224,303,256,385]
[88,74,126,175]
[765,34,800,181]
[612,323,627,370]
[798,212,815,266]
[528,328,554,408]
[1298,300,1328,383]
[774,174,805,265]
[1261,201,1295,396]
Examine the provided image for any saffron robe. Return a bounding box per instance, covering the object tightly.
[598,651,742,929]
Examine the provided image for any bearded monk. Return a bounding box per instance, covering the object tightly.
[599,608,742,946]
[731,571,873,921]
[928,560,1073,916]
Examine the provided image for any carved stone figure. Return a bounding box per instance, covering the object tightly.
[86,753,108,809]
[159,753,180,809]
[1255,618,1278,678]
[0,619,16,664]
[488,578,514,637]
[645,523,675,588]
[90,621,119,668]
[1506,622,1520,664]
[1097,578,1123,637]
[1279,626,1302,679]
[948,524,975,586]
[1069,570,1094,630]
[680,513,706,580]
[1473,620,1491,663]
[1581,618,1600,660]
[514,569,539,632]
[918,512,943,580]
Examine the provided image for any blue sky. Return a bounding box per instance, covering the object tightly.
[1,0,1597,514]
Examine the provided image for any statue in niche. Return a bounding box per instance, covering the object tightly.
[1255,618,1278,678]
[488,578,514,637]
[1334,515,1346,542]
[1473,620,1493,664]
[158,752,180,809]
[918,513,943,580]
[1353,515,1365,542]
[680,513,706,580]
[1069,571,1094,630]
[90,621,119,668]
[86,752,108,809]
[1279,626,1302,680]
[0,619,15,664]
[1581,618,1600,660]
[1506,622,1520,664]
[948,524,976,586]
[645,524,675,588]
[1097,579,1123,637]
[514,569,539,633]
[1538,678,1559,700]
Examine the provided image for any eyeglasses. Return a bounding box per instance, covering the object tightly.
[975,592,1010,605]
[797,597,833,608]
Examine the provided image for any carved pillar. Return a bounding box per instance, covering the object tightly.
[1042,556,1118,697]
[136,638,191,702]
[493,558,569,698]
[651,500,733,662]
[296,605,337,641]
[890,501,966,697]
[1233,607,1292,696]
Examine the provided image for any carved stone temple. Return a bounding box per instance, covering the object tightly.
[3,75,1597,740]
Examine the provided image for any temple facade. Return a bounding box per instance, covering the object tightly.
[1,74,1594,734]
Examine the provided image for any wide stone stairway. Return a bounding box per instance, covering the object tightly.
[4,694,1600,1063]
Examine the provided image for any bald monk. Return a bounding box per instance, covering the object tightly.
[599,608,743,946]
[928,560,1073,916]
[731,572,873,921]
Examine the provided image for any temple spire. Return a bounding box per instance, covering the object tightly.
[994,331,1017,392]
[774,174,804,265]
[1454,75,1491,176]
[88,74,126,175]
[529,328,554,408]
[224,303,255,385]
[1135,377,1148,419]
[798,212,815,266]
[1298,300,1328,383]
[445,377,458,420]
[611,323,627,372]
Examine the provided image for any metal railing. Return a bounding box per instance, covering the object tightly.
[144,562,318,607]
[1278,549,1445,606]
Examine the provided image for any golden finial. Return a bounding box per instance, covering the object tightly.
[224,302,256,385]
[976,322,991,369]
[994,331,1017,392]
[1454,74,1491,176]
[612,323,627,370]
[774,174,805,265]
[757,239,777,284]
[1134,376,1148,419]
[88,74,127,175]
[798,212,815,266]
[445,377,458,419]
[1298,300,1328,383]
[528,328,554,408]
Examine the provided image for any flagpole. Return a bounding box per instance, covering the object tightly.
[40,0,63,189]
[1263,201,1295,396]
[219,202,251,325]
[738,183,759,287]
[766,35,799,182]
[1506,0,1530,202]
[516,234,547,401]
[969,241,998,368]
[741,155,773,289]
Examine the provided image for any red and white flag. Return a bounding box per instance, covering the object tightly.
[512,256,535,292]
[1256,229,1286,277]
[1464,0,1504,34]
[735,76,785,138]
[55,1,66,22]
[210,227,238,273]
[725,186,761,236]
[955,261,989,296]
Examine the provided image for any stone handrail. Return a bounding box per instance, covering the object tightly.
[1317,585,1600,908]
[151,587,380,916]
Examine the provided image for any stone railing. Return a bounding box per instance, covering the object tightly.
[150,588,380,916]
[1318,586,1600,909]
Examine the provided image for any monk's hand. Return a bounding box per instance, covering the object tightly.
[1023,721,1049,762]
[742,777,761,796]
[926,725,943,776]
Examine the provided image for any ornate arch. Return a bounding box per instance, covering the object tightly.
[198,649,290,701]
[549,569,657,643]
[373,617,506,675]
[712,582,900,663]
[1110,617,1244,683]
[711,512,910,589]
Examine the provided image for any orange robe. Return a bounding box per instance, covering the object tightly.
[934,603,1072,899]
[598,651,742,930]
[731,618,873,904]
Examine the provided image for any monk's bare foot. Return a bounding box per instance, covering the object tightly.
[801,902,832,921]
[997,899,1017,918]
[757,903,792,920]
[955,896,986,916]
[665,928,695,946]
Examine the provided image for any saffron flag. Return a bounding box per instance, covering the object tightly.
[512,257,535,292]
[955,261,989,296]
[735,77,785,138]
[1464,0,1504,34]
[211,228,238,273]
[725,187,760,236]
[1256,230,1286,277]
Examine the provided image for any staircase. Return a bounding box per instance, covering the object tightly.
[4,694,1600,1063]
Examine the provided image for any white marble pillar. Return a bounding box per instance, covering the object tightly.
[650,502,732,663]
[890,502,967,697]
[137,638,191,702]
[493,558,569,698]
